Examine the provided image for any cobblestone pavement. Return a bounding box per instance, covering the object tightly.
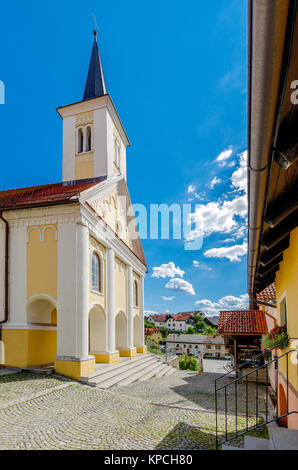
[0,370,267,450]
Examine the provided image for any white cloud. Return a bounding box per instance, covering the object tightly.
[144,310,158,316]
[184,150,248,245]
[187,184,196,194]
[209,176,221,189]
[162,296,175,301]
[165,278,195,296]
[192,260,212,271]
[195,293,249,315]
[152,262,184,279]
[187,184,205,201]
[220,238,235,244]
[186,194,247,240]
[231,150,247,193]
[165,309,170,314]
[204,242,247,262]
[216,148,233,166]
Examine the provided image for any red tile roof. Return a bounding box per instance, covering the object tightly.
[0,178,105,210]
[0,176,147,268]
[256,283,276,304]
[176,310,203,316]
[150,314,168,322]
[218,310,268,335]
[144,328,160,335]
[172,314,192,321]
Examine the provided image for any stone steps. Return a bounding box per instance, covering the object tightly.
[85,356,156,387]
[81,354,149,382]
[244,435,272,450]
[82,353,176,389]
[155,364,169,378]
[138,362,168,382]
[24,363,54,375]
[164,366,176,376]
[269,426,298,450]
[116,360,165,387]
[95,357,161,389]
[222,423,298,450]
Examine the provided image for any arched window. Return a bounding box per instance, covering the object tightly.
[134,280,138,307]
[78,128,84,153]
[86,126,92,152]
[91,253,102,292]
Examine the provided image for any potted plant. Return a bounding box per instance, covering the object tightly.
[261,324,289,351]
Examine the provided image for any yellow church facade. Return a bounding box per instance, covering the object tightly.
[0,31,147,381]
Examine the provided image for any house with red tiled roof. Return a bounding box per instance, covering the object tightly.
[147,314,170,328]
[165,312,196,332]
[218,309,268,375]
[0,31,147,381]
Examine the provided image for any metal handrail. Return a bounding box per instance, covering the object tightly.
[216,336,296,382]
[221,411,298,447]
[215,342,298,449]
[216,348,295,392]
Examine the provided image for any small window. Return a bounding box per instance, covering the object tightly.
[114,139,120,168]
[134,280,138,307]
[280,297,287,326]
[86,126,92,152]
[78,128,84,153]
[91,253,102,292]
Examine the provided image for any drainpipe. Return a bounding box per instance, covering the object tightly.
[0,211,9,339]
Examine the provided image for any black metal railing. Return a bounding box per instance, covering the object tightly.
[214,338,298,449]
[216,336,291,383]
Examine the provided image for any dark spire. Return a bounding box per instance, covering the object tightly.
[83,30,106,101]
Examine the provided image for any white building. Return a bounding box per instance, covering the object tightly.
[0,31,147,381]
[166,334,228,359]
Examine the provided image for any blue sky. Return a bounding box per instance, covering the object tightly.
[0,0,248,317]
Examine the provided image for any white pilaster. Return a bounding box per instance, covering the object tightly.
[9,226,27,323]
[57,221,90,359]
[139,276,145,347]
[127,266,134,349]
[76,223,89,357]
[106,247,116,353]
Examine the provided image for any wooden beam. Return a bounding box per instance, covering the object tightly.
[255,274,276,293]
[262,213,297,251]
[258,264,279,279]
[258,255,283,276]
[265,196,298,228]
[259,236,289,266]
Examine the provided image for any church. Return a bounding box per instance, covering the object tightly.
[0,31,147,381]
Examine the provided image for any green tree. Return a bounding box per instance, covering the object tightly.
[144,318,155,328]
[179,354,198,371]
[204,325,217,335]
[186,326,194,334]
[193,315,206,332]
[160,326,168,338]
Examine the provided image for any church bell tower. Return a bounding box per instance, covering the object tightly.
[57,31,130,182]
